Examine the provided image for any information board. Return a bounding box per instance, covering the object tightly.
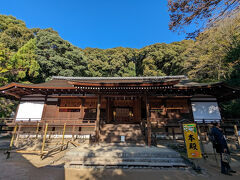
[183,124,202,158]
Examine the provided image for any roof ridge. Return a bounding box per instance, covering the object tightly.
[52,75,188,81]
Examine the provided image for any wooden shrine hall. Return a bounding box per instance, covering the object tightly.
[0,76,239,146]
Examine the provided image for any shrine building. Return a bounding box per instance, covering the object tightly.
[0,76,239,146]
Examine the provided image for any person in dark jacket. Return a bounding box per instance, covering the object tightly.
[211,122,236,175]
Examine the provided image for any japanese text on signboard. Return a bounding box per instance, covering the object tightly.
[183,124,202,158]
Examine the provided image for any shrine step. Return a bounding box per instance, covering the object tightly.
[100,130,143,135]
[100,124,145,144]
[66,159,186,168]
[101,124,142,131]
[99,136,145,144]
[64,144,187,168]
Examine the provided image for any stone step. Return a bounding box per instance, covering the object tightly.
[97,142,146,146]
[100,137,144,142]
[65,157,185,163]
[100,134,144,139]
[66,160,187,167]
[101,124,141,131]
[100,140,145,145]
[100,133,143,137]
[65,149,181,159]
[64,145,186,167]
[100,123,144,144]
[101,124,142,131]
[103,124,140,127]
[100,130,142,134]
[100,137,145,141]
[100,136,145,143]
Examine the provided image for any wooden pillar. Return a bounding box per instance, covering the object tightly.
[62,123,66,145]
[133,97,138,123]
[172,127,175,141]
[56,98,60,120]
[41,95,48,121]
[95,96,101,142]
[107,97,110,123]
[197,124,205,156]
[146,96,151,146]
[234,125,240,146]
[10,124,17,149]
[42,122,45,137]
[80,99,85,120]
[41,123,48,155]
[187,98,194,122]
[138,96,142,123]
[109,98,113,123]
[72,126,75,141]
[16,124,22,142]
[14,102,20,124]
[36,122,40,139]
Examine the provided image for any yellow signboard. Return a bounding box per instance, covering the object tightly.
[183,124,202,158]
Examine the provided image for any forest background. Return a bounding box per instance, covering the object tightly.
[0,12,240,118]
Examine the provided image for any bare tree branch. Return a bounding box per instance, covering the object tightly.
[168,0,240,36]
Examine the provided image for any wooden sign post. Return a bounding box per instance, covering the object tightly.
[183,124,202,158]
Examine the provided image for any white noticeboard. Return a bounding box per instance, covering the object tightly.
[191,101,221,123]
[121,136,125,142]
[16,101,44,121]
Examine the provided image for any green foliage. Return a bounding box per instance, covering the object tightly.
[0,15,34,51]
[220,99,240,119]
[84,47,137,77]
[35,29,88,81]
[138,41,193,76]
[0,43,12,86]
[182,14,240,83]
[10,38,40,82]
[0,98,17,118]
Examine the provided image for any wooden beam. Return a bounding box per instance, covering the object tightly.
[4,91,20,99]
[95,95,101,143]
[146,96,151,147]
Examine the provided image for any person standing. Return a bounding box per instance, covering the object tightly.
[211,122,236,175]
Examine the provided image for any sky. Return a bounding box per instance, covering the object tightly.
[0,0,192,49]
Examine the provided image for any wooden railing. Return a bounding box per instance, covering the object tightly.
[0,118,15,125]
[42,118,96,126]
[0,118,97,126]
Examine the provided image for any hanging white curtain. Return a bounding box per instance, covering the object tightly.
[16,101,44,121]
[191,101,221,123]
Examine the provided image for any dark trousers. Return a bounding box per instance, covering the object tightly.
[220,153,231,173]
